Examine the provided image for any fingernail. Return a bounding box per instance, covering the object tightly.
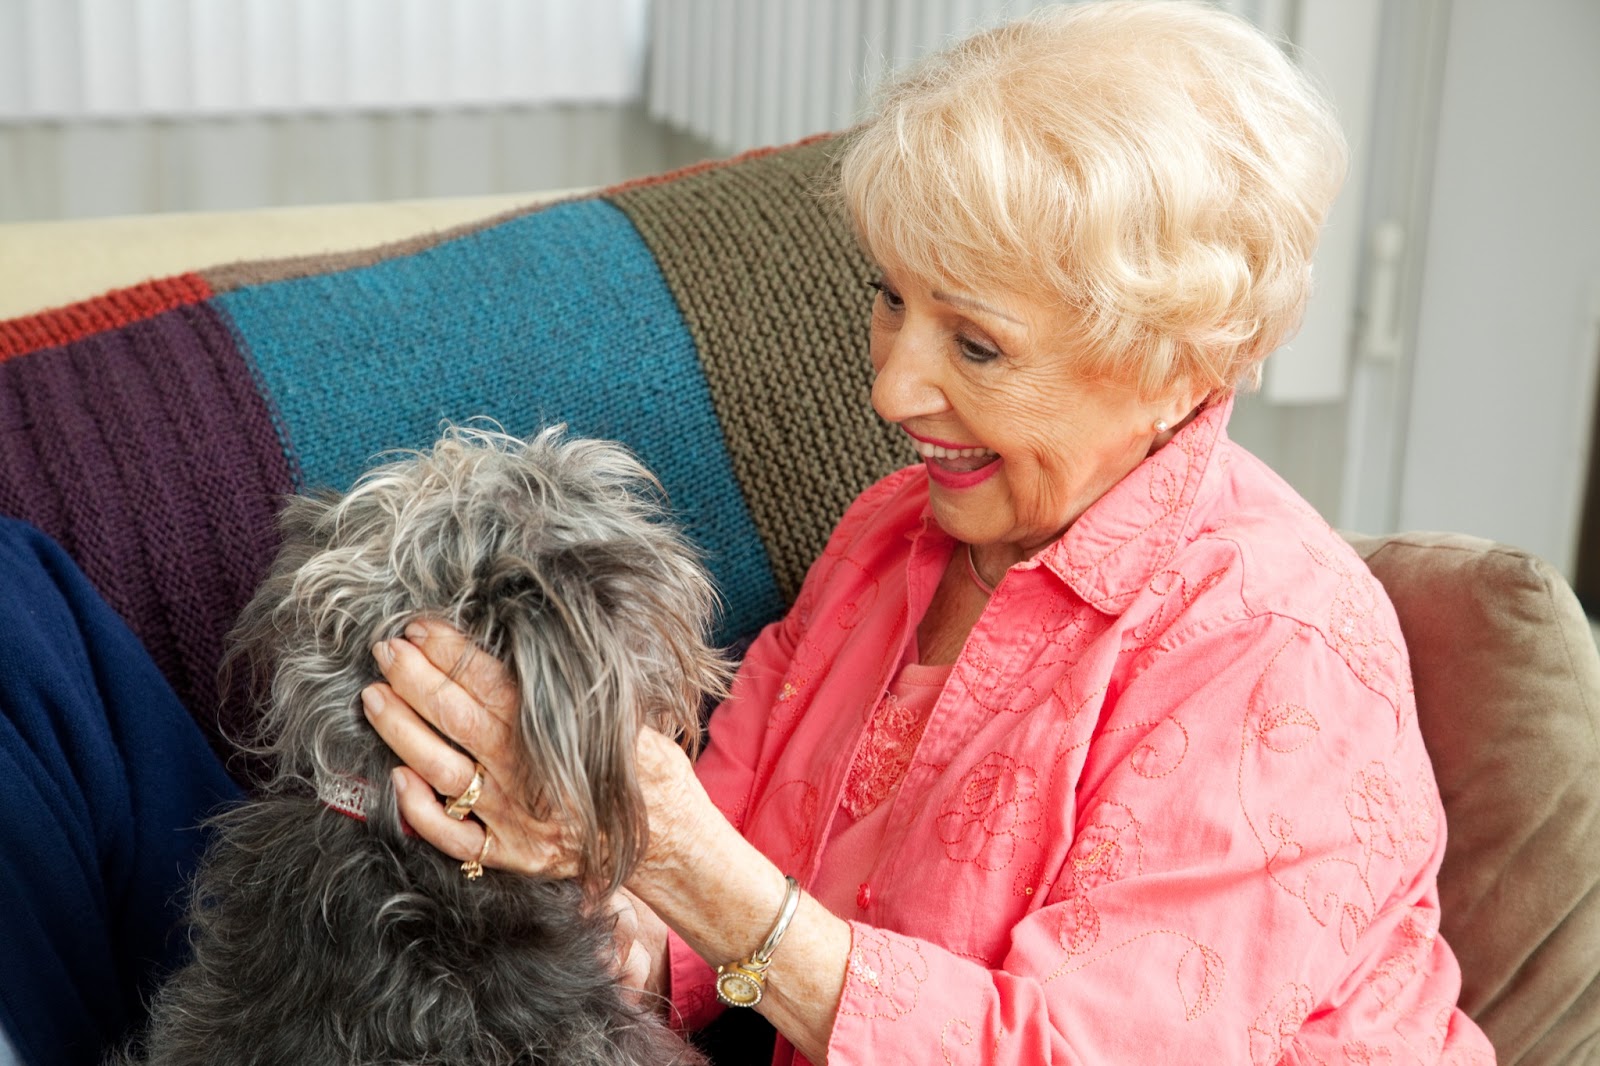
[391,768,408,794]
[360,686,381,717]
[404,622,428,642]
[372,640,394,666]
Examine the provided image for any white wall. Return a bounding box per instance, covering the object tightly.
[0,106,713,222]
[1398,0,1600,575]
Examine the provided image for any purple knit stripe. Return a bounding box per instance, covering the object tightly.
[0,303,293,764]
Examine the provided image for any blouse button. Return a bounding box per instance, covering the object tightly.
[856,882,872,910]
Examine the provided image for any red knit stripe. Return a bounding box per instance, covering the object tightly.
[0,274,215,362]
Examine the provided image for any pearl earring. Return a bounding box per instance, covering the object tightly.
[1153,418,1170,434]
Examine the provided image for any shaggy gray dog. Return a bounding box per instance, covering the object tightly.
[117,425,725,1066]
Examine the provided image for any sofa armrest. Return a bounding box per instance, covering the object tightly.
[1344,530,1600,1065]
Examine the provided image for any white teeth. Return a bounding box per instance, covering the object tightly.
[911,440,997,460]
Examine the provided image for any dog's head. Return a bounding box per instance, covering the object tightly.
[229,424,728,889]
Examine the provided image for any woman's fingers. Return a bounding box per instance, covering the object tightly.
[609,887,671,1000]
[366,682,584,881]
[361,682,485,801]
[365,622,591,882]
[606,892,652,996]
[391,763,583,881]
[391,765,489,862]
[373,632,514,759]
[401,619,521,724]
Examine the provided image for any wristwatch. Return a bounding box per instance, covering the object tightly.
[715,875,801,1008]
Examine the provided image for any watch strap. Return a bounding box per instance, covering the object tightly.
[714,874,800,1007]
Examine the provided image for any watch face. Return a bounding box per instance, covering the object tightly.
[715,968,764,1007]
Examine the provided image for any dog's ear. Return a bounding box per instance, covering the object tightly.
[469,549,639,894]
[486,538,731,894]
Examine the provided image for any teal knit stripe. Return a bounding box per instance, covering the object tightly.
[216,200,784,643]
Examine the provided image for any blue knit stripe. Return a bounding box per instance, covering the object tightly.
[217,200,782,643]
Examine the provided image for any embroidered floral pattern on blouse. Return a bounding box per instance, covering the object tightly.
[747,779,821,872]
[1010,858,1045,899]
[771,633,827,725]
[1052,801,1143,955]
[1347,761,1435,868]
[1176,941,1227,1021]
[1248,983,1316,1066]
[1364,905,1441,1017]
[1242,625,1382,938]
[843,927,931,1020]
[936,752,1044,871]
[1132,564,1231,650]
[1342,1040,1396,1065]
[1129,715,1190,778]
[831,556,882,632]
[843,689,933,818]
[1045,926,1227,1025]
[939,1018,978,1065]
[1061,417,1216,613]
[1304,540,1410,726]
[955,641,1047,716]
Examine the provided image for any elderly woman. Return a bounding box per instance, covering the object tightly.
[365,3,1493,1063]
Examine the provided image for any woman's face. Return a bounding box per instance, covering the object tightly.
[869,261,1194,562]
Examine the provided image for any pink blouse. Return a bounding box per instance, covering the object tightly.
[669,398,1494,1065]
[812,659,952,917]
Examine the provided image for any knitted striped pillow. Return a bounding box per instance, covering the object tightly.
[0,137,912,770]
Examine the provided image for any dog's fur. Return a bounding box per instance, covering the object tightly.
[117,426,726,1065]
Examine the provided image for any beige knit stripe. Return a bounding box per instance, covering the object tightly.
[607,138,915,603]
[197,198,581,294]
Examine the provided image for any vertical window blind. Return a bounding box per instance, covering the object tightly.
[0,0,649,120]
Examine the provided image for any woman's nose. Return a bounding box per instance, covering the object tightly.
[871,332,946,424]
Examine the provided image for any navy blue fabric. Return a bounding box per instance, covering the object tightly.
[0,517,240,1066]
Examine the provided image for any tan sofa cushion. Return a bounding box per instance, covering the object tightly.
[1344,531,1600,1065]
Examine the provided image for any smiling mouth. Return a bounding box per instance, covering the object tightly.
[902,433,1003,489]
[906,436,999,474]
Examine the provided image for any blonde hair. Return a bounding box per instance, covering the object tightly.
[838,0,1348,396]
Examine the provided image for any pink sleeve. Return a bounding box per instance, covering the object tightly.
[693,467,915,833]
[691,609,802,832]
[824,613,1486,1065]
[666,610,802,1029]
[671,469,921,1033]
[665,928,721,1032]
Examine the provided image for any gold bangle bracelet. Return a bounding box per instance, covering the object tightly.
[714,874,801,1008]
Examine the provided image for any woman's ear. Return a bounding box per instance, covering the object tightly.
[1148,379,1216,435]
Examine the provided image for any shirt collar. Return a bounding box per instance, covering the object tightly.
[907,394,1234,616]
[1031,393,1234,615]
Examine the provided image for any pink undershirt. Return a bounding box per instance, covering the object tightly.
[809,651,953,917]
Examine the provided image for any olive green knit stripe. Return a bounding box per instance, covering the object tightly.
[607,138,915,604]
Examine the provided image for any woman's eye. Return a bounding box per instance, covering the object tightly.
[957,336,1000,364]
[867,279,903,311]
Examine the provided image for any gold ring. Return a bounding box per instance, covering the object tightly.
[461,828,493,881]
[443,764,485,820]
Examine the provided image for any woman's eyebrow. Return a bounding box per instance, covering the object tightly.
[932,289,1024,326]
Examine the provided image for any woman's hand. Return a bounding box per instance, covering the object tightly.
[362,619,587,879]
[363,621,700,945]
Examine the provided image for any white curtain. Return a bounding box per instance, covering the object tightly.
[0,0,650,121]
[646,0,1368,406]
[646,0,1295,156]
